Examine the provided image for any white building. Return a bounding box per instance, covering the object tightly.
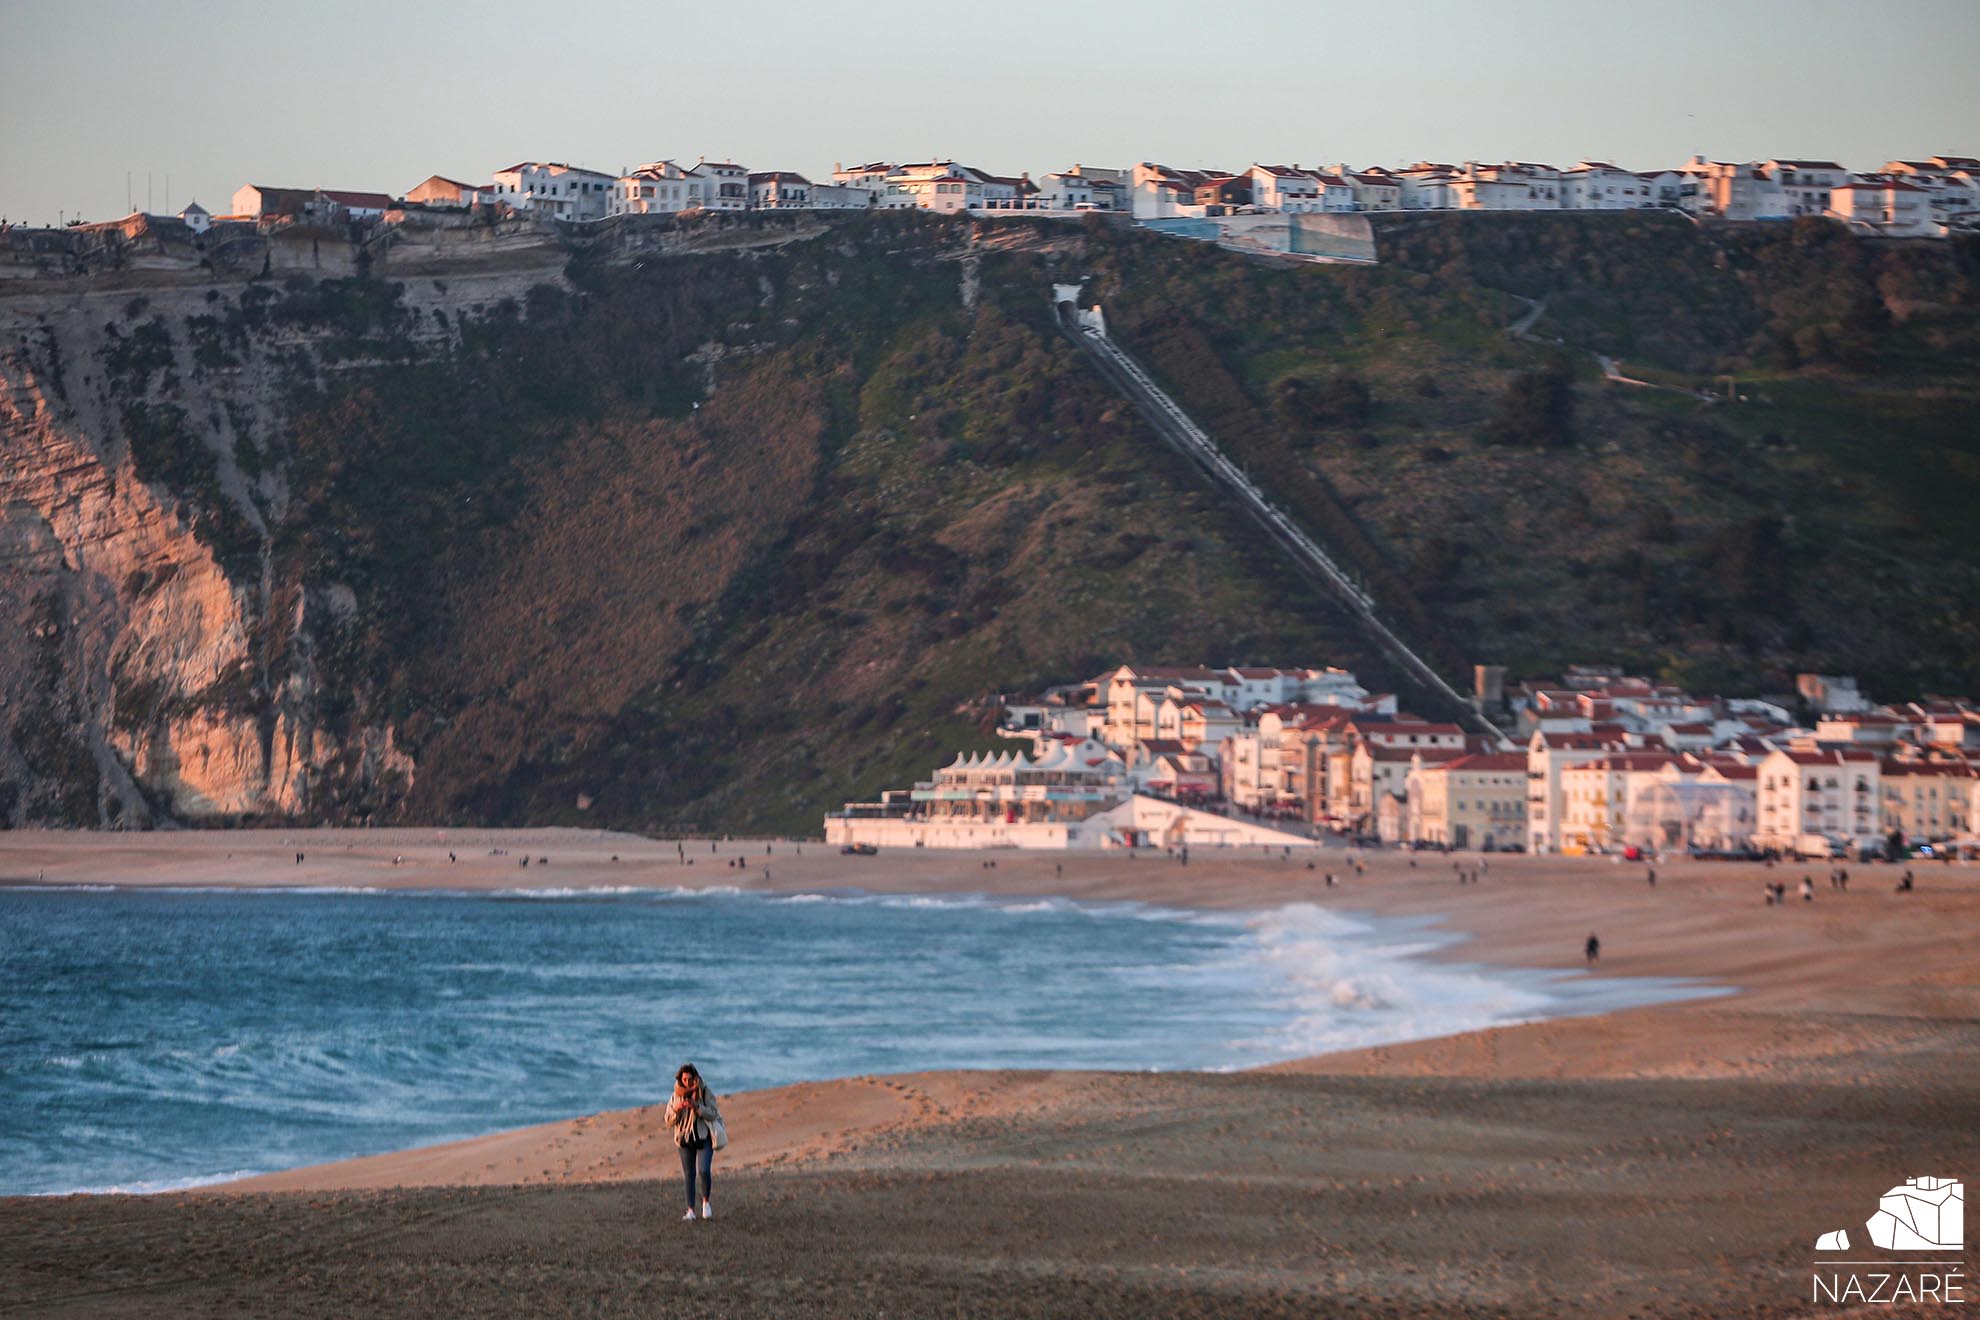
[1828,178,1934,235]
[979,172,1041,211]
[1308,172,1362,212]
[685,161,750,211]
[491,162,617,221]
[1754,748,1882,852]
[1036,165,1125,212]
[832,161,893,191]
[1130,163,1222,219]
[1527,731,1633,853]
[806,182,877,210]
[1882,158,1980,229]
[178,200,211,233]
[749,171,812,209]
[880,161,988,213]
[1636,169,1689,208]
[1341,169,1402,211]
[1561,161,1653,210]
[1395,164,1459,210]
[1558,753,1682,853]
[1247,164,1325,213]
[1766,160,1852,218]
[1406,752,1528,849]
[1450,163,1552,211]
[610,166,691,216]
[1678,158,1788,220]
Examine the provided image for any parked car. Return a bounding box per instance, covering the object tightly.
[840,842,878,856]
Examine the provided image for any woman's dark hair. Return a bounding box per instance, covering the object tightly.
[676,1062,701,1083]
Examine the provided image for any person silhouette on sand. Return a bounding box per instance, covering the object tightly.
[1585,933,1601,964]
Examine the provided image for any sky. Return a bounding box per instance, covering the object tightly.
[2,0,1977,226]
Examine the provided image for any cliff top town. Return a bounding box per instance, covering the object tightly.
[7,151,1978,250]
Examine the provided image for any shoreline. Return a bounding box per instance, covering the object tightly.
[6,827,1975,1195]
[7,829,1978,1317]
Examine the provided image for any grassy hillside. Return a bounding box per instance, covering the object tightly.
[251,216,1379,832]
[1069,213,1980,697]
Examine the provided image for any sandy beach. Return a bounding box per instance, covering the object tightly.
[4,827,1977,1317]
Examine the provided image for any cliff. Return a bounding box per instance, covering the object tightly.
[2,210,1976,830]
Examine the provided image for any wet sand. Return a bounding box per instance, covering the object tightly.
[4,828,1977,1317]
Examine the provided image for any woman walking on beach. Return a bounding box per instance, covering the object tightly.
[666,1063,723,1222]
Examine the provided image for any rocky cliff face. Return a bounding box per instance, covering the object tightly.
[0,277,437,827]
[0,223,567,825]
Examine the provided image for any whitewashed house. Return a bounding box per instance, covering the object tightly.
[1047,164,1126,212]
[1307,172,1361,212]
[1876,161,1980,230]
[1036,171,1101,210]
[177,200,211,233]
[1766,160,1852,218]
[1828,177,1933,235]
[749,171,811,209]
[1561,161,1649,209]
[1636,169,1689,209]
[1393,164,1459,210]
[880,161,988,212]
[806,182,878,209]
[1754,748,1882,851]
[491,162,616,221]
[1340,169,1402,211]
[1406,752,1528,850]
[1678,158,1788,220]
[685,161,750,211]
[1131,163,1225,219]
[1450,164,1552,211]
[1247,164,1325,212]
[610,165,692,216]
[830,162,893,197]
[979,172,1042,211]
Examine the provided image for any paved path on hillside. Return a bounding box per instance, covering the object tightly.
[1509,295,1719,401]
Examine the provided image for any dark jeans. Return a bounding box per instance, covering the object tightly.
[679,1141,712,1207]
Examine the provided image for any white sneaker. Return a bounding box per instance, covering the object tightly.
[700,1200,713,1220]
[682,1208,698,1222]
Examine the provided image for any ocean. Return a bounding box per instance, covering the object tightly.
[0,885,1724,1195]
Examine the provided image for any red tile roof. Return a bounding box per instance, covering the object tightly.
[1442,753,1528,772]
[320,190,393,210]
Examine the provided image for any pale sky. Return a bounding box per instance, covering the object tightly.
[2,0,1976,226]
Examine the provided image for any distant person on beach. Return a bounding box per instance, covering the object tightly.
[1585,933,1600,964]
[1800,876,1814,902]
[666,1063,723,1222]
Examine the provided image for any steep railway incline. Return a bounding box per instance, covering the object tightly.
[1053,286,1509,747]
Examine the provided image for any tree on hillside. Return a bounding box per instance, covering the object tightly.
[1481,361,1575,448]
[1273,370,1372,436]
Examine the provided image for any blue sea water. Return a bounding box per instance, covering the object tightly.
[0,885,1724,1195]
